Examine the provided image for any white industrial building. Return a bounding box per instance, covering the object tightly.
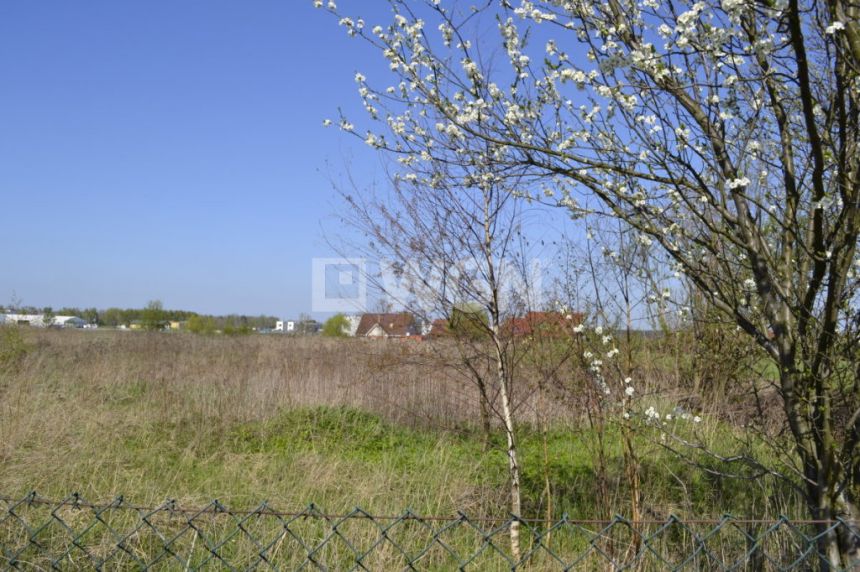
[2,314,86,328]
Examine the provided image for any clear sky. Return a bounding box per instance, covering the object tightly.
[0,1,389,317]
[0,2,575,318]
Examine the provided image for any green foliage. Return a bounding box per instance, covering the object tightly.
[186,315,217,335]
[448,303,489,340]
[0,326,29,370]
[41,307,55,327]
[322,314,350,337]
[140,300,166,331]
[8,302,277,330]
[222,323,253,336]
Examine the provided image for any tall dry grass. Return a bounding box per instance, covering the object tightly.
[0,328,797,521]
[0,330,516,510]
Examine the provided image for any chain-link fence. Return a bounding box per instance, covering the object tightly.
[1,493,858,570]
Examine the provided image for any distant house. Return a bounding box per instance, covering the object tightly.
[355,312,420,338]
[504,311,584,338]
[426,318,451,339]
[276,319,319,335]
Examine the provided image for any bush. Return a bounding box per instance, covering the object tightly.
[322,314,350,337]
[0,327,29,370]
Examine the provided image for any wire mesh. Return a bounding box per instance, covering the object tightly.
[2,493,859,570]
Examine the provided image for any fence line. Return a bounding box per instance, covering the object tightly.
[2,492,859,570]
[0,493,842,525]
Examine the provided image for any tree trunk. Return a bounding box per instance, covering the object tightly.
[494,339,522,562]
[781,368,860,570]
[813,489,860,570]
[476,374,493,451]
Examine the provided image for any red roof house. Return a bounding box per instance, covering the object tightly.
[503,311,585,338]
[355,312,420,338]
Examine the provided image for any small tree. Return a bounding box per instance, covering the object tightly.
[186,315,217,335]
[448,303,490,341]
[322,313,350,337]
[141,300,166,332]
[339,169,539,558]
[41,307,55,328]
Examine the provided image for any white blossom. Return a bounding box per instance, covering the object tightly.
[727,177,751,189]
[825,21,845,34]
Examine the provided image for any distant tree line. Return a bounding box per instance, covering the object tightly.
[0,302,277,332]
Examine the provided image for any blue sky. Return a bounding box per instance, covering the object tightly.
[0,1,385,317]
[0,2,575,318]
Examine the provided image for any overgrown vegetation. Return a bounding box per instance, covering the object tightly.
[0,327,28,372]
[0,329,802,523]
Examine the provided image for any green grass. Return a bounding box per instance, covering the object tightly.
[2,402,806,570]
[0,329,803,521]
[0,330,813,569]
[2,397,796,521]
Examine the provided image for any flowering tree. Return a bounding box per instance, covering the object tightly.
[322,0,859,564]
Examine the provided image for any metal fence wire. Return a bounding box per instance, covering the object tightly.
[2,493,859,571]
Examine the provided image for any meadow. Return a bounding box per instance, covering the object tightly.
[0,328,801,523]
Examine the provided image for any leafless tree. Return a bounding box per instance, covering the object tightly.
[338,169,541,558]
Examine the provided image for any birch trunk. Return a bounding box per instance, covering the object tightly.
[494,337,522,562]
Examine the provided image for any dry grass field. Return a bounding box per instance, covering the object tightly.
[0,328,800,522]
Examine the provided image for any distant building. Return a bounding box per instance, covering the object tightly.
[419,318,433,336]
[4,314,45,327]
[503,311,585,338]
[355,312,420,338]
[1,314,85,328]
[52,316,86,328]
[343,315,362,337]
[426,318,451,338]
[296,319,320,335]
[276,319,319,335]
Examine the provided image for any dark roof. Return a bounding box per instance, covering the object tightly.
[355,312,418,337]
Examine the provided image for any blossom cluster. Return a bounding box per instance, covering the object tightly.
[567,319,703,429]
[316,0,860,373]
